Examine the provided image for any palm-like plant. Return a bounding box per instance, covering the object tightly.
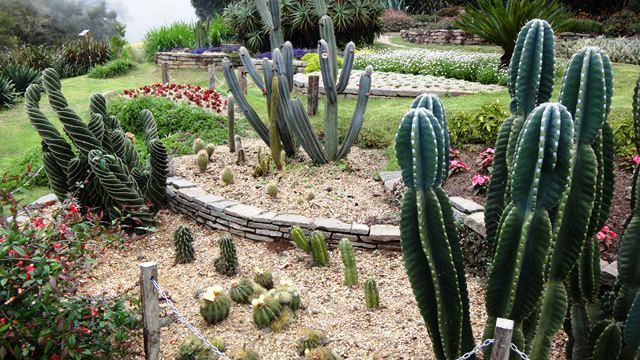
[457,0,571,66]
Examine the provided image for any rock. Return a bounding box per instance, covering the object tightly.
[367,225,401,243]
[176,187,209,201]
[225,204,264,220]
[313,217,352,233]
[601,261,618,288]
[450,197,484,214]
[464,212,486,237]
[351,223,370,235]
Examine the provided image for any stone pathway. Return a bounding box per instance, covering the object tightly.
[293,69,504,98]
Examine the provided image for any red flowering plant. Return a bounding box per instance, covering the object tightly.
[449,160,471,176]
[123,83,225,113]
[596,225,618,252]
[0,174,139,359]
[620,155,640,172]
[478,147,495,173]
[471,174,490,194]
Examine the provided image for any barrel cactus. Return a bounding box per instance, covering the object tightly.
[252,294,282,329]
[296,329,328,355]
[229,279,256,304]
[338,238,358,287]
[196,149,208,173]
[199,286,231,325]
[254,267,274,290]
[193,138,205,154]
[364,278,380,310]
[270,279,301,312]
[174,225,195,264]
[25,68,168,231]
[214,235,238,276]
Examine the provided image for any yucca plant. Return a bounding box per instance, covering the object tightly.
[0,77,17,109]
[457,0,571,66]
[1,64,41,95]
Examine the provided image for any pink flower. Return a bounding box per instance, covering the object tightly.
[31,217,45,229]
[53,243,62,249]
[472,174,489,187]
[634,156,640,165]
[597,225,618,250]
[450,160,470,174]
[24,264,35,272]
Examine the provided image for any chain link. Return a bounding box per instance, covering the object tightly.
[151,279,230,360]
[455,338,530,360]
[510,343,530,360]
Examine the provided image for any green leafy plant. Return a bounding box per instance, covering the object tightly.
[88,59,136,79]
[447,102,508,146]
[564,18,603,34]
[143,21,195,61]
[58,40,112,78]
[174,225,196,264]
[556,37,640,66]
[302,52,343,73]
[603,10,640,37]
[1,64,40,94]
[214,234,238,276]
[0,76,17,108]
[110,23,128,58]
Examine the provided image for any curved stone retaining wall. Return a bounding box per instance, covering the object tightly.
[155,51,242,69]
[400,29,597,46]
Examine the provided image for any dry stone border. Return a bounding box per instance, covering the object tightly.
[400,29,598,46]
[155,51,242,69]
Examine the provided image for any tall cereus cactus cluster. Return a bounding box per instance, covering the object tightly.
[174,225,195,264]
[290,226,329,266]
[25,68,168,231]
[222,0,373,164]
[214,235,239,276]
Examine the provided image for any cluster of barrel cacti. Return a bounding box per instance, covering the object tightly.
[174,225,195,264]
[290,226,330,266]
[215,235,239,276]
[338,239,358,287]
[296,329,329,355]
[193,138,215,174]
[222,0,373,164]
[26,68,168,230]
[199,285,231,325]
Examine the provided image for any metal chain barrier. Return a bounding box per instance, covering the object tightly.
[10,165,45,195]
[510,342,530,360]
[455,338,530,360]
[151,279,230,360]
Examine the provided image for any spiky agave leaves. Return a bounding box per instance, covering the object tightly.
[396,102,475,359]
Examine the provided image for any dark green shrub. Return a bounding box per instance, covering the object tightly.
[58,40,111,77]
[412,14,440,23]
[1,64,40,94]
[603,10,640,37]
[382,9,419,32]
[610,116,635,156]
[88,59,136,79]
[143,22,195,61]
[448,102,508,146]
[0,76,17,108]
[564,18,603,34]
[434,6,460,17]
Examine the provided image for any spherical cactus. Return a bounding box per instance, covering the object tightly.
[221,166,234,185]
[364,278,379,309]
[228,347,260,360]
[214,234,238,276]
[297,329,328,355]
[177,335,225,359]
[254,267,274,289]
[193,137,205,154]
[339,238,358,287]
[310,232,329,267]
[199,285,231,325]
[304,346,338,360]
[174,225,195,264]
[306,192,315,201]
[291,226,311,254]
[196,149,208,173]
[266,182,278,198]
[206,143,215,158]
[252,294,282,329]
[229,279,255,304]
[271,279,301,311]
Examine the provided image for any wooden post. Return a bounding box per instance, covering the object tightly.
[307,75,319,116]
[490,318,514,360]
[208,64,216,90]
[161,63,169,84]
[140,262,160,360]
[238,67,247,95]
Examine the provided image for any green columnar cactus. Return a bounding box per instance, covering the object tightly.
[196,149,208,173]
[296,329,328,355]
[252,294,282,329]
[364,278,379,309]
[25,69,168,230]
[214,235,238,276]
[199,286,231,325]
[174,225,195,264]
[310,232,329,267]
[291,225,311,253]
[254,267,274,290]
[338,238,358,287]
[484,19,556,256]
[396,105,475,359]
[631,76,640,211]
[269,75,282,169]
[229,279,256,304]
[228,94,236,153]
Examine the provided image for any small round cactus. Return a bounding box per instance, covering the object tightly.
[306,192,315,201]
[266,182,278,198]
[214,234,238,276]
[206,143,215,158]
[221,166,234,185]
[296,329,328,355]
[193,137,205,154]
[364,278,380,309]
[271,279,301,311]
[229,279,255,304]
[228,347,260,360]
[174,225,195,264]
[252,294,282,329]
[199,285,231,324]
[254,267,274,289]
[196,149,209,173]
[304,346,338,360]
[177,335,225,359]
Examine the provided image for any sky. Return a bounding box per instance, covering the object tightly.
[109,0,197,43]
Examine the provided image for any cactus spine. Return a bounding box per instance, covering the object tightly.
[229,279,256,304]
[174,225,195,264]
[199,286,231,324]
[338,238,358,287]
[364,278,379,309]
[254,267,274,290]
[214,235,238,276]
[310,232,329,267]
[196,149,208,173]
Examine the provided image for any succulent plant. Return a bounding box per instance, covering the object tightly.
[306,192,315,201]
[177,335,225,360]
[193,137,205,154]
[221,166,234,185]
[196,149,209,173]
[297,329,328,355]
[266,182,278,198]
[199,286,231,325]
[338,238,358,287]
[252,294,283,329]
[214,235,238,276]
[269,75,283,170]
[228,94,236,153]
[304,346,338,360]
[253,146,272,178]
[291,225,311,253]
[254,267,274,290]
[229,279,256,304]
[364,278,379,310]
[310,232,329,267]
[270,279,301,311]
[206,143,215,158]
[228,347,260,360]
[174,225,195,264]
[235,135,245,164]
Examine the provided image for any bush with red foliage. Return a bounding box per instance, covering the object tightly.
[123,83,224,113]
[382,10,419,32]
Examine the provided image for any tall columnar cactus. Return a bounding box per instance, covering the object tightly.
[338,238,358,287]
[396,104,475,359]
[364,278,380,309]
[222,0,373,164]
[631,75,640,210]
[214,235,238,276]
[174,225,195,264]
[269,75,282,169]
[228,94,236,153]
[25,68,168,230]
[291,225,311,253]
[309,232,329,267]
[199,286,231,325]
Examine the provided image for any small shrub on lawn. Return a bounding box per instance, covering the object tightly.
[556,38,640,65]
[448,101,508,146]
[144,21,195,61]
[1,64,41,94]
[564,18,603,34]
[382,10,420,32]
[302,52,344,73]
[88,59,136,79]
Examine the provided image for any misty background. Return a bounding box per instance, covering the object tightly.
[110,0,197,42]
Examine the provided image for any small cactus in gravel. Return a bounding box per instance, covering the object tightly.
[310,232,329,267]
[177,335,225,359]
[228,347,260,360]
[229,279,256,304]
[199,285,231,324]
[196,149,208,173]
[304,346,338,360]
[271,279,301,311]
[221,166,234,185]
[206,143,215,158]
[339,238,358,287]
[193,137,205,154]
[174,225,195,264]
[252,294,282,329]
[254,267,274,289]
[266,182,278,198]
[296,329,328,355]
[364,278,379,309]
[214,235,238,276]
[306,192,315,201]
[291,226,311,253]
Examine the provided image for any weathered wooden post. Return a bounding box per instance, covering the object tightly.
[140,262,160,360]
[490,318,514,360]
[208,64,216,90]
[227,95,235,153]
[161,63,169,84]
[307,75,319,116]
[238,67,247,95]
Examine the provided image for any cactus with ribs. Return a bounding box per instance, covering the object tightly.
[25,68,168,231]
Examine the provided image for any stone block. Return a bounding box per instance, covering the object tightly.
[256,229,283,237]
[377,243,401,251]
[367,225,400,242]
[331,233,359,242]
[248,222,280,230]
[225,204,264,220]
[272,214,314,228]
[246,233,274,242]
[209,200,239,213]
[228,221,254,232]
[464,212,486,237]
[313,217,351,233]
[206,220,228,231]
[172,178,197,189]
[32,193,58,208]
[450,197,484,214]
[601,261,618,288]
[229,229,245,237]
[195,194,224,206]
[252,211,278,223]
[177,187,208,201]
[352,241,377,249]
[351,223,369,235]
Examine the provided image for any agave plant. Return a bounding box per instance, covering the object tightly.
[1,64,41,95]
[0,77,17,109]
[457,0,571,66]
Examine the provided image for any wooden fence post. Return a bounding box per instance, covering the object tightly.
[307,75,319,116]
[208,64,216,90]
[161,63,169,84]
[238,67,247,95]
[140,262,160,360]
[490,318,514,360]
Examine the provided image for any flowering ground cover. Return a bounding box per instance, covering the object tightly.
[123,83,225,113]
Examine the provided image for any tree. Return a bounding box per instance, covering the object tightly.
[191,0,226,20]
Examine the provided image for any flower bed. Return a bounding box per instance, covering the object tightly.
[123,83,225,113]
[353,48,507,85]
